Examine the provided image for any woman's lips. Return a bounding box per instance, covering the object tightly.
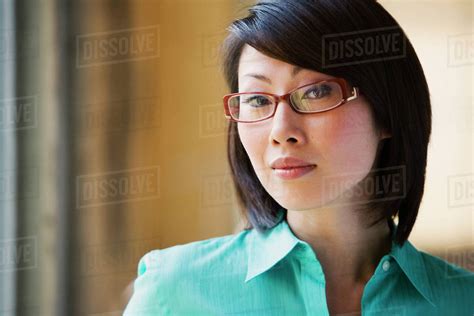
[272,165,316,180]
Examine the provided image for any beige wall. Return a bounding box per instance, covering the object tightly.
[379,0,473,254]
[74,1,254,314]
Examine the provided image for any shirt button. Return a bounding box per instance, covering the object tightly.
[382,260,391,271]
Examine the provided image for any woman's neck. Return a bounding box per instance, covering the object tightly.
[286,207,392,284]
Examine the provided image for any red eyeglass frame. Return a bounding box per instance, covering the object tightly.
[222,77,360,123]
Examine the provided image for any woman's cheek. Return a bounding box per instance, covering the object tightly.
[322,105,379,177]
[238,125,268,171]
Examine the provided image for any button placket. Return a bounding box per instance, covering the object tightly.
[297,247,329,316]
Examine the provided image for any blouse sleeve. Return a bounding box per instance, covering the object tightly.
[123,250,163,315]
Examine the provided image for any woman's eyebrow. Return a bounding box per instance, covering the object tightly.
[243,65,303,84]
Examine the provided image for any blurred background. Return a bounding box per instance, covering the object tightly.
[0,0,472,315]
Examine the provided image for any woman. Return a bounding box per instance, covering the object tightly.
[124,1,474,315]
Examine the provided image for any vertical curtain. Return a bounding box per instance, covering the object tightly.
[13,0,74,315]
[0,0,17,315]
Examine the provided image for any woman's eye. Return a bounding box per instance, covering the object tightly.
[303,85,332,99]
[242,95,271,107]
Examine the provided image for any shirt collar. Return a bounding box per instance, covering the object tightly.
[388,228,436,307]
[245,209,436,307]
[245,208,301,283]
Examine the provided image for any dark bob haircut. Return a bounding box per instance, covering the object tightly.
[219,0,432,246]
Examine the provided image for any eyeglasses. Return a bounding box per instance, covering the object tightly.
[223,78,360,123]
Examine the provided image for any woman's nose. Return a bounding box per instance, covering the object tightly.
[268,99,306,145]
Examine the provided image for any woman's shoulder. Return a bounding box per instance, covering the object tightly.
[136,228,253,277]
[417,249,474,302]
[419,249,473,279]
[391,227,474,302]
[123,228,254,315]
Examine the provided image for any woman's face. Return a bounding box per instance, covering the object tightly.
[237,44,390,211]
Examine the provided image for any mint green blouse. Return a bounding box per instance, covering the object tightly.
[123,210,474,315]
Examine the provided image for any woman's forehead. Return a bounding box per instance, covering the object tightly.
[238,45,295,73]
[238,46,327,82]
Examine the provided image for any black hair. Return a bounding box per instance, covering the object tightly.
[220,0,432,246]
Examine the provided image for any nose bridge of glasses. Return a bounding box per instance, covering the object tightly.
[275,92,295,108]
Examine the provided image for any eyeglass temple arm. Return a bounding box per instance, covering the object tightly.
[346,87,359,102]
